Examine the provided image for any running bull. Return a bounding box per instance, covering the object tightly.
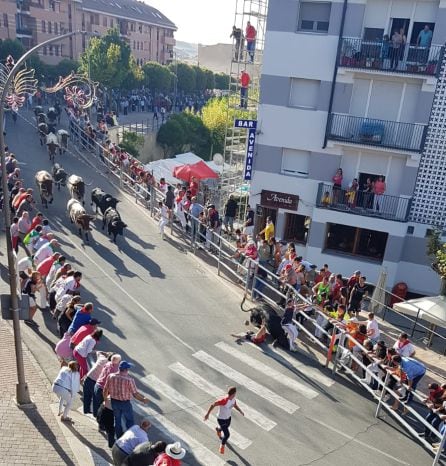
[102,207,127,243]
[67,199,95,241]
[91,187,120,216]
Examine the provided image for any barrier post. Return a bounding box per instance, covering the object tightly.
[375,371,390,418]
[331,331,345,375]
[244,259,250,295]
[150,185,155,216]
[217,240,222,276]
[433,430,446,465]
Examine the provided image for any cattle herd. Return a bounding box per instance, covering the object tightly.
[33,108,127,244]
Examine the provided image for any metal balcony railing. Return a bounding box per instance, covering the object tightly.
[316,182,412,222]
[16,27,33,36]
[327,113,427,153]
[339,37,444,76]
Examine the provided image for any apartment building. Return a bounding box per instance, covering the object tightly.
[0,0,176,65]
[251,0,446,295]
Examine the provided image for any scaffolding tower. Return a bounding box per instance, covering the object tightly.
[218,0,269,220]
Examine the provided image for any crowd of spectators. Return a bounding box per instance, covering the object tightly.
[4,147,187,465]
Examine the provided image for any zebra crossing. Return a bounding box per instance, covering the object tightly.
[137,340,334,465]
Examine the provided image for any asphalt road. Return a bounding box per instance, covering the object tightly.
[1,109,435,466]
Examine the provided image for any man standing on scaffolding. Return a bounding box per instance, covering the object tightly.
[245,21,257,63]
[230,25,244,61]
[240,70,250,109]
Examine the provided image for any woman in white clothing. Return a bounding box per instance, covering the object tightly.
[52,360,81,422]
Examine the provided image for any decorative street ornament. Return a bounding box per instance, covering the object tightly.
[0,55,38,111]
[45,71,97,109]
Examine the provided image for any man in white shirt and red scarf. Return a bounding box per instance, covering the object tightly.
[204,386,244,455]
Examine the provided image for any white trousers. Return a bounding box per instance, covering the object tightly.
[282,324,298,350]
[53,384,73,418]
[159,218,168,236]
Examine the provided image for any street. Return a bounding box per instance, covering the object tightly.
[1,110,434,466]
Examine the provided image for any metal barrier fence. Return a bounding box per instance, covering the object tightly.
[24,113,446,464]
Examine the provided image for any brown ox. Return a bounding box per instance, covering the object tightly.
[35,170,53,208]
[67,198,95,241]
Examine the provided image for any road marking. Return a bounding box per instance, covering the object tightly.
[134,404,225,466]
[169,362,276,431]
[309,418,410,465]
[143,374,252,449]
[52,224,194,352]
[247,342,334,387]
[215,341,319,399]
[192,350,299,414]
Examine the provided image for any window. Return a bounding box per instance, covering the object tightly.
[3,14,8,28]
[48,21,52,33]
[325,223,388,261]
[54,45,59,56]
[406,226,414,235]
[43,46,47,55]
[284,214,310,243]
[110,18,113,27]
[410,22,435,45]
[289,78,320,109]
[363,27,384,41]
[41,20,46,33]
[139,23,142,33]
[298,2,331,33]
[54,22,58,34]
[49,45,53,55]
[103,16,107,27]
[281,148,310,177]
[130,22,135,32]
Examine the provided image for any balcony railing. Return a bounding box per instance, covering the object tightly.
[327,113,427,153]
[316,182,411,222]
[16,27,33,36]
[339,37,444,76]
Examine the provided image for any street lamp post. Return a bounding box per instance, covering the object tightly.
[0,31,77,404]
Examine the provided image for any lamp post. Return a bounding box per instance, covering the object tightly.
[0,31,77,404]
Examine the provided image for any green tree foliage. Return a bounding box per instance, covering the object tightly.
[121,56,144,90]
[45,58,79,82]
[214,72,230,90]
[120,131,145,158]
[171,62,196,93]
[143,61,173,92]
[156,112,212,159]
[204,69,215,90]
[0,39,25,62]
[193,66,207,92]
[79,29,136,91]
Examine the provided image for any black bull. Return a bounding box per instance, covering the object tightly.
[36,179,53,208]
[241,296,288,348]
[102,207,127,243]
[91,187,120,215]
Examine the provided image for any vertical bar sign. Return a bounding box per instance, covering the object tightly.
[234,119,257,181]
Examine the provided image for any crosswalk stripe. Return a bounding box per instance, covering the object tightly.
[134,404,225,466]
[192,350,299,414]
[215,341,319,399]
[169,362,277,431]
[248,343,335,387]
[143,374,252,450]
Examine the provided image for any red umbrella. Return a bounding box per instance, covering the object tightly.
[173,160,219,182]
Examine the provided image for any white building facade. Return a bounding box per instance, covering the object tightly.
[250,0,446,295]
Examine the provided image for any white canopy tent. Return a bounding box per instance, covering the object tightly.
[393,295,446,327]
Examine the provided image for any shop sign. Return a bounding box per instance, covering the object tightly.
[261,190,299,210]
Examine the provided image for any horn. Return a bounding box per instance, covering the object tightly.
[240,295,248,312]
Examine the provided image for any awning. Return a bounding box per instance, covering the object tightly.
[393,295,446,327]
[173,160,219,182]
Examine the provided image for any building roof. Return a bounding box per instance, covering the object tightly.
[81,0,177,30]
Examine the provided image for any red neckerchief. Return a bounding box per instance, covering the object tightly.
[397,339,410,349]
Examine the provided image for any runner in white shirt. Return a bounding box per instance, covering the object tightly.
[204,386,244,455]
[158,201,169,240]
[33,239,58,266]
[393,332,416,357]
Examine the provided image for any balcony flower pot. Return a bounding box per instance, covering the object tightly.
[427,61,437,74]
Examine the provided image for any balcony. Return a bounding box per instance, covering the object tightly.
[316,183,412,222]
[165,36,175,46]
[16,27,33,37]
[327,113,427,153]
[339,38,444,77]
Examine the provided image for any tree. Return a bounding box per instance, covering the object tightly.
[0,39,25,62]
[143,61,173,93]
[79,29,136,92]
[214,72,230,90]
[121,56,144,90]
[204,69,215,90]
[170,63,196,93]
[120,131,145,158]
[157,118,187,157]
[193,65,207,91]
[201,97,227,155]
[156,112,212,159]
[45,58,79,82]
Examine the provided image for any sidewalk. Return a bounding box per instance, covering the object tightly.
[0,318,112,466]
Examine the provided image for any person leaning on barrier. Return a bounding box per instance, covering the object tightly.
[423,383,446,443]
